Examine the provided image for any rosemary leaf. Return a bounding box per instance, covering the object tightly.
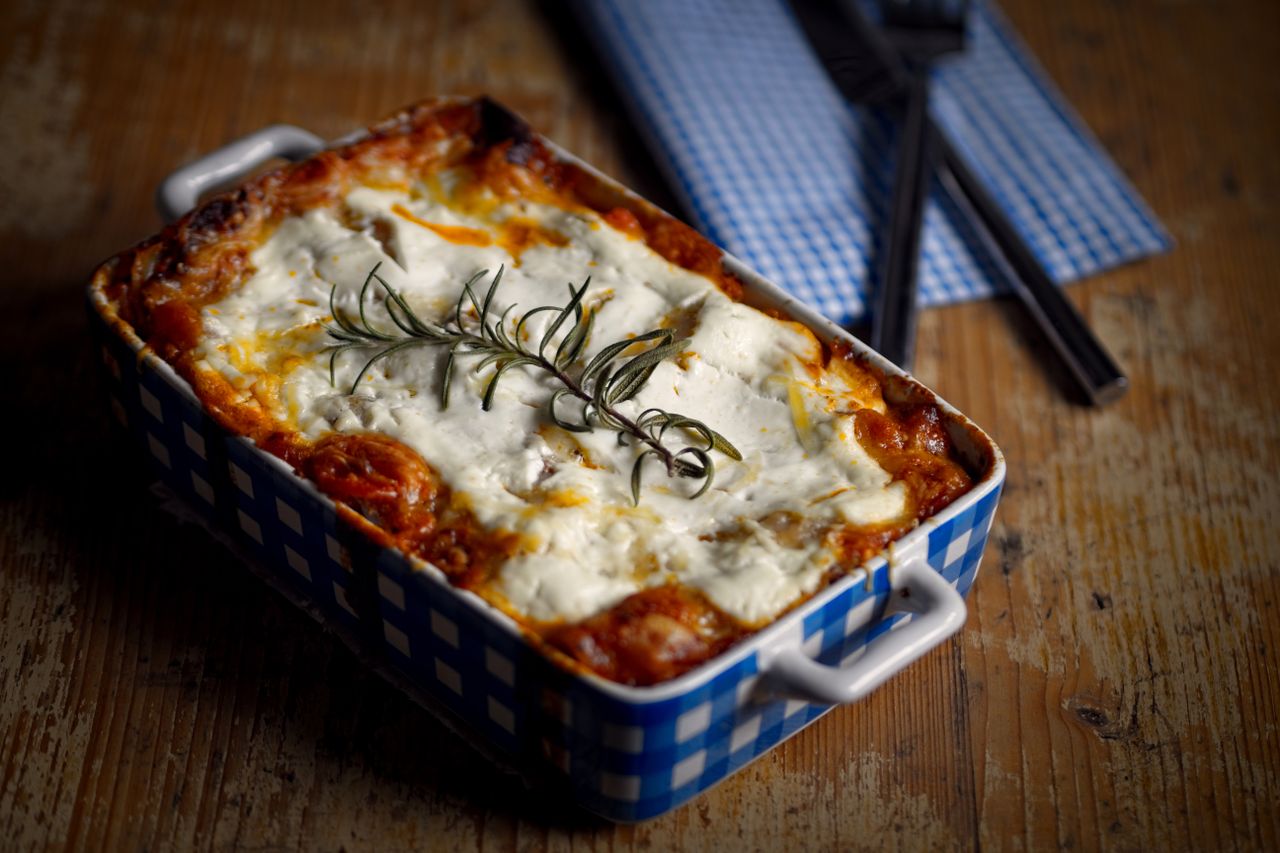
[539,280,590,357]
[631,451,656,506]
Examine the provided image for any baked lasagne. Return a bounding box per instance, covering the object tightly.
[96,98,975,685]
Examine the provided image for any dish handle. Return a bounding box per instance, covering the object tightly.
[766,560,966,704]
[156,125,325,222]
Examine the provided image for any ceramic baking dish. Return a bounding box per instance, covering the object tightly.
[89,98,1005,822]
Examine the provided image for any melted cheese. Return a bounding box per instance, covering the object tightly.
[193,178,907,626]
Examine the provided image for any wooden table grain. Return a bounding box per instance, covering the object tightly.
[2,0,1277,849]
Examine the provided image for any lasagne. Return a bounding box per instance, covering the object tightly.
[97,98,974,685]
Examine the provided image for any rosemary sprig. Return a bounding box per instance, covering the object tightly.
[325,263,741,503]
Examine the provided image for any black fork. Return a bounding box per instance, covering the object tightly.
[792,0,1129,403]
[869,0,969,370]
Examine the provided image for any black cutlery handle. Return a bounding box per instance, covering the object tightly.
[871,72,933,370]
[934,129,1128,404]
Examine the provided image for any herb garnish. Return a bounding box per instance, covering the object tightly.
[325,263,741,503]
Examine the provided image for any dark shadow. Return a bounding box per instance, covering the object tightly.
[991,290,1096,406]
[534,0,684,218]
[0,286,105,504]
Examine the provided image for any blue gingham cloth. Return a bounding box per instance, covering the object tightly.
[569,0,1170,325]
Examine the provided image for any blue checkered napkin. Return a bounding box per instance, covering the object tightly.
[568,0,1170,325]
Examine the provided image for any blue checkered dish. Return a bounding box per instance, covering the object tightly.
[89,172,1004,824]
[90,297,1003,821]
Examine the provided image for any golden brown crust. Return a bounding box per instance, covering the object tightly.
[94,96,975,685]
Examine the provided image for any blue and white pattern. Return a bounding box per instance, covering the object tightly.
[569,0,1170,325]
[92,301,1003,821]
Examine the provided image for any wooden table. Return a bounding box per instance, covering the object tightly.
[2,0,1277,849]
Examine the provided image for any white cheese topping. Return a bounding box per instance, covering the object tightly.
[193,176,908,626]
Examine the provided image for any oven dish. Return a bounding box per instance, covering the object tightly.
[89,97,1005,821]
